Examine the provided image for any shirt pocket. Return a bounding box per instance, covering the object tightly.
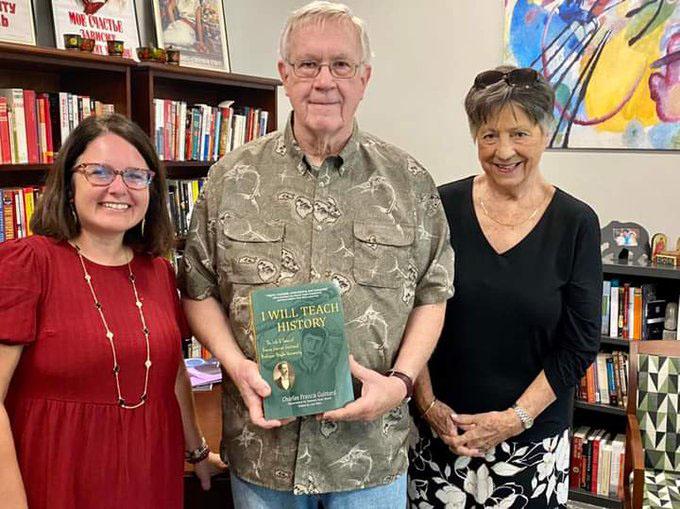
[352,220,415,289]
[220,219,284,284]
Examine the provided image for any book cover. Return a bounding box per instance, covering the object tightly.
[250,282,354,420]
[22,89,38,164]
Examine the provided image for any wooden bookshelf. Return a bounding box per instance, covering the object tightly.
[0,44,279,186]
[574,400,626,417]
[603,259,680,280]
[131,62,279,180]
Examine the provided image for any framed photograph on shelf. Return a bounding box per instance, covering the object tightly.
[50,0,141,60]
[153,0,231,72]
[0,0,36,46]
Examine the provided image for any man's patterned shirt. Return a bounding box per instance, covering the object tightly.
[179,119,454,493]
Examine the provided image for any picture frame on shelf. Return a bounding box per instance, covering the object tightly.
[152,0,231,72]
[601,221,650,264]
[50,0,141,61]
[0,0,36,46]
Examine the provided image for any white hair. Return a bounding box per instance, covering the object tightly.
[279,1,373,64]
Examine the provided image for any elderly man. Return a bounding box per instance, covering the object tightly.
[180,1,454,507]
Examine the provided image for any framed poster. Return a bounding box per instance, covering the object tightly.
[504,0,680,150]
[0,0,36,46]
[153,0,231,72]
[51,0,141,60]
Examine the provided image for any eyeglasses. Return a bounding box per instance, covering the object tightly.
[73,163,155,190]
[473,68,540,89]
[287,59,362,79]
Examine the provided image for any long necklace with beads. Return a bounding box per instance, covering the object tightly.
[72,243,151,409]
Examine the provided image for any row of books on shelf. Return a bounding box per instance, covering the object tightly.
[153,99,269,163]
[0,88,115,165]
[1,186,43,242]
[578,351,629,407]
[601,280,674,340]
[570,427,626,500]
[167,178,204,238]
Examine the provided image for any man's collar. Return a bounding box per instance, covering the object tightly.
[281,113,360,176]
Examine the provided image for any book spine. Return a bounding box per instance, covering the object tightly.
[2,189,14,241]
[602,280,611,336]
[606,355,618,406]
[609,281,619,338]
[22,90,39,164]
[0,97,11,164]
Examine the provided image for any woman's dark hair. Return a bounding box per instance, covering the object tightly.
[31,113,174,256]
[464,65,555,138]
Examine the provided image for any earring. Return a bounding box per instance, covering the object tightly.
[141,218,145,237]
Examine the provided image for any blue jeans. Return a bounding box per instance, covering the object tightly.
[230,472,407,509]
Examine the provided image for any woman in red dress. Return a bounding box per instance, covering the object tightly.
[0,114,225,508]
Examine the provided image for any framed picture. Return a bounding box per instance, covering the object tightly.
[50,0,141,60]
[0,0,36,46]
[153,0,231,72]
[601,221,651,264]
[503,0,680,150]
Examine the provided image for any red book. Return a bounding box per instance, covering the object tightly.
[590,431,603,493]
[39,93,54,163]
[22,89,39,164]
[585,363,596,403]
[570,427,588,489]
[0,97,11,164]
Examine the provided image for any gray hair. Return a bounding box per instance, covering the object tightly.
[279,1,373,64]
[464,65,555,138]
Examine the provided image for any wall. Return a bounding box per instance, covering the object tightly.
[31,1,680,239]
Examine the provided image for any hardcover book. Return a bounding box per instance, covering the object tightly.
[250,282,354,420]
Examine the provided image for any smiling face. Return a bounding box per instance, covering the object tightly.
[278,19,371,148]
[72,133,150,242]
[476,103,548,191]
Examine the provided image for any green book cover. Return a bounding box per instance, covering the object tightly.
[250,282,354,419]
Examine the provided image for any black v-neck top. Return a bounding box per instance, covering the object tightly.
[430,176,602,442]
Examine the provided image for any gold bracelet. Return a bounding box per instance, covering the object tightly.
[421,398,437,418]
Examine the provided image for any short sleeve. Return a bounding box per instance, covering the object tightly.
[0,239,43,344]
[412,168,455,306]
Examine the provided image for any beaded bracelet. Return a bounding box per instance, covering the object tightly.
[185,437,210,464]
[421,398,437,418]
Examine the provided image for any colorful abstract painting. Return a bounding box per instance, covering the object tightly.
[504,0,680,150]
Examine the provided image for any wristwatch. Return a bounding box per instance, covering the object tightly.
[386,369,413,403]
[511,403,534,430]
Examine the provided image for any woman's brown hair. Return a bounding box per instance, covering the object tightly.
[30,113,174,256]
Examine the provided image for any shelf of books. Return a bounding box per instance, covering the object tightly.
[131,63,279,181]
[570,260,680,508]
[0,43,280,246]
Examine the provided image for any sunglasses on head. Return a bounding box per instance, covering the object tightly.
[473,68,540,89]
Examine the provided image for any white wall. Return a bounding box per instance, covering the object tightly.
[32,1,680,239]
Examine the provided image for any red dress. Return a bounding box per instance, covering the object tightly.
[0,236,186,509]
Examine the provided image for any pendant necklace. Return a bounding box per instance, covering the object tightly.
[480,191,549,228]
[71,242,151,409]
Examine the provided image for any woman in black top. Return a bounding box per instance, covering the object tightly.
[408,67,602,508]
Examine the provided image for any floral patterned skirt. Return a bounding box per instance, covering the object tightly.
[408,421,570,509]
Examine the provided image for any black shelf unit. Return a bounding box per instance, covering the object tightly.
[569,487,623,508]
[570,260,680,508]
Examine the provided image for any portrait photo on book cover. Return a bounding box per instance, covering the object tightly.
[153,0,230,72]
[273,361,295,391]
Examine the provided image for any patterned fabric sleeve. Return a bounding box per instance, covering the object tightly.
[0,239,43,344]
[178,168,220,301]
[411,160,455,306]
[543,208,602,395]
